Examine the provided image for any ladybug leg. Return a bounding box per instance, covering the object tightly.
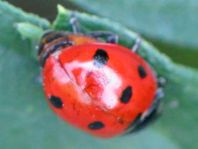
[126,77,166,134]
[132,35,142,53]
[157,76,167,88]
[141,88,164,120]
[126,91,163,134]
[88,31,119,43]
[69,13,118,43]
[137,79,165,128]
[69,13,81,34]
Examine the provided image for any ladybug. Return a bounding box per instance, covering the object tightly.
[38,15,165,138]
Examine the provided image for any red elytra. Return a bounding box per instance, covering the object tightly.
[42,42,157,138]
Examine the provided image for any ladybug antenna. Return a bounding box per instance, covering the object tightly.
[132,35,142,53]
[69,13,81,34]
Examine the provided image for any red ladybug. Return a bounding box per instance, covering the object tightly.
[38,15,165,138]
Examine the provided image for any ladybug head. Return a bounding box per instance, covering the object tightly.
[38,31,98,67]
[38,31,73,67]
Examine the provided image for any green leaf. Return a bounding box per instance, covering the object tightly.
[0,1,49,57]
[1,2,198,149]
[16,22,44,41]
[53,5,178,77]
[70,0,198,50]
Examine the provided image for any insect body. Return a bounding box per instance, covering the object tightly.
[38,16,165,138]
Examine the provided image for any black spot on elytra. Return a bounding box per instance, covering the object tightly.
[93,49,109,67]
[49,96,63,108]
[88,121,104,130]
[138,65,147,78]
[120,86,132,103]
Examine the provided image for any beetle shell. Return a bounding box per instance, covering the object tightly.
[42,42,157,138]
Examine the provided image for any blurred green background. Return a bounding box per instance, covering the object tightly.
[1,1,198,149]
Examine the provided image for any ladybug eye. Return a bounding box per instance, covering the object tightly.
[120,86,133,104]
[138,65,147,78]
[93,49,109,67]
[49,96,63,108]
[88,121,105,130]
